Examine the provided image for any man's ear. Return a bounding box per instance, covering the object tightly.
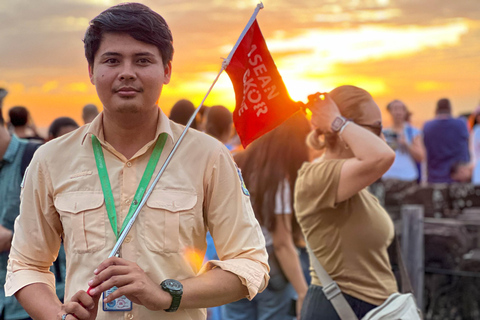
[88,64,95,85]
[163,62,172,85]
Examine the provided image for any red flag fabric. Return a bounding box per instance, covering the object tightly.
[225,20,301,148]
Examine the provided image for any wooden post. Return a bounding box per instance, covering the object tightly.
[401,204,424,311]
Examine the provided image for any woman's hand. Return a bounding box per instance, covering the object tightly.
[309,92,342,133]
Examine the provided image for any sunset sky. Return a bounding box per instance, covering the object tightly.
[1,0,479,131]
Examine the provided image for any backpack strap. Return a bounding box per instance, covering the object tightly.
[21,142,41,178]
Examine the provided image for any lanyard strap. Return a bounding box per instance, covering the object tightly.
[92,133,168,239]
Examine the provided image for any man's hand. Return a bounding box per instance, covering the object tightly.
[0,225,13,252]
[58,290,101,320]
[87,257,172,311]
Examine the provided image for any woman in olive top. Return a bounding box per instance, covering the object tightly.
[294,85,398,319]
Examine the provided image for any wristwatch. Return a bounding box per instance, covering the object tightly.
[331,116,348,133]
[160,279,183,312]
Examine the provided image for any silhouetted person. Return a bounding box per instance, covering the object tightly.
[169,99,197,129]
[8,106,44,142]
[48,117,80,140]
[82,104,99,124]
[205,105,233,144]
[423,98,470,183]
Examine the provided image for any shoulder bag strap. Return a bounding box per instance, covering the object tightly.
[306,242,358,320]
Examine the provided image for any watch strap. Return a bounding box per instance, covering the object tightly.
[165,294,182,312]
[161,279,183,313]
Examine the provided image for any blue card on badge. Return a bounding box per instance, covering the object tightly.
[103,287,132,311]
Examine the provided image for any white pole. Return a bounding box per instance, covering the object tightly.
[223,2,264,69]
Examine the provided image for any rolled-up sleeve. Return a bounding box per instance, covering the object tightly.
[5,148,62,296]
[201,146,269,300]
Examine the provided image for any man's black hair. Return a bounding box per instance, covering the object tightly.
[436,98,451,115]
[8,106,29,127]
[0,109,4,126]
[48,117,79,138]
[83,2,174,68]
[169,99,197,129]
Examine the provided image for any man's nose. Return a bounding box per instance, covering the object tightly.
[119,62,136,80]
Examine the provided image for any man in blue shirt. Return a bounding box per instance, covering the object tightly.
[423,98,470,183]
[0,88,33,320]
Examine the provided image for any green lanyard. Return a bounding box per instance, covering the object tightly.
[92,133,168,239]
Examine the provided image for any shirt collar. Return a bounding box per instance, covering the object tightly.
[3,135,21,163]
[81,107,175,147]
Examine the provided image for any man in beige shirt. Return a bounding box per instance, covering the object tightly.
[5,3,269,320]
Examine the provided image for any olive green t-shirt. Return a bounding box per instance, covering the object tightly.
[294,159,397,305]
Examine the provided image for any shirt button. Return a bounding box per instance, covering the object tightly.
[126,162,132,167]
[127,314,133,319]
[125,236,132,243]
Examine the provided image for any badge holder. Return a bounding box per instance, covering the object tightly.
[103,286,132,311]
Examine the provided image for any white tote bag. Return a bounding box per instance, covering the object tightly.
[306,242,422,320]
[362,292,421,320]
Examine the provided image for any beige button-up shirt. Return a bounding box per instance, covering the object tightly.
[6,109,269,320]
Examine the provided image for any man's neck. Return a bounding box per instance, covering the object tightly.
[0,127,12,160]
[102,108,159,160]
[392,121,404,130]
[14,126,29,139]
[435,113,451,119]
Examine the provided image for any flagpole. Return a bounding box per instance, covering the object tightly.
[223,2,264,69]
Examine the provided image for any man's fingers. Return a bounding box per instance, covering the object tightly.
[101,284,133,303]
[64,302,90,320]
[88,265,131,289]
[70,290,98,310]
[93,256,127,275]
[89,274,133,297]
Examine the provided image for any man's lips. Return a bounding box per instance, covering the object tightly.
[114,87,142,96]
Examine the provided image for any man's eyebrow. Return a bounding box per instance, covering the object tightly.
[100,52,121,58]
[134,52,155,57]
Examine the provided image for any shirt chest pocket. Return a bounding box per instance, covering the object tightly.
[144,190,197,254]
[55,192,106,254]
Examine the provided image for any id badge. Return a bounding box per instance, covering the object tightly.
[103,286,132,311]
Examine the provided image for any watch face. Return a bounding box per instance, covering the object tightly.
[331,117,346,132]
[164,279,183,292]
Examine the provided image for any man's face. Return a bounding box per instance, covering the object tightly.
[89,32,171,115]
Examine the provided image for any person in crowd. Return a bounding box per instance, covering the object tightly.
[294,86,398,319]
[469,105,480,184]
[0,89,34,320]
[8,106,44,142]
[82,104,99,124]
[423,98,470,183]
[169,98,197,129]
[205,105,233,149]
[196,104,210,132]
[5,4,269,320]
[223,112,310,320]
[48,117,80,140]
[382,100,424,183]
[450,162,473,183]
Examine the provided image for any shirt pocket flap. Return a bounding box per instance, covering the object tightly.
[54,192,104,214]
[146,190,197,212]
